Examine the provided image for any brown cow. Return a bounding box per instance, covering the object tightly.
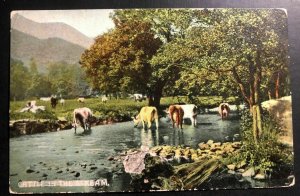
[168,105,184,129]
[218,103,230,120]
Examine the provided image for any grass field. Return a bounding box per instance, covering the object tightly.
[9,96,237,121]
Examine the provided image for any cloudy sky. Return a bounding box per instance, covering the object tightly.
[11,9,115,38]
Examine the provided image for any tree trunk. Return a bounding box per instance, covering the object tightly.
[268,90,272,100]
[275,72,280,99]
[148,81,164,108]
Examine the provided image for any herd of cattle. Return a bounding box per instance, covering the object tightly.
[19,94,231,133]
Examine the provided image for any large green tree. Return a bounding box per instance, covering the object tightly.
[80,17,162,101]
[164,9,289,142]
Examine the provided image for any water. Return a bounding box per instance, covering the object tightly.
[10,112,241,193]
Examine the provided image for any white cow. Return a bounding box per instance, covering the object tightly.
[101,96,108,103]
[59,98,65,106]
[132,94,147,102]
[133,106,159,130]
[72,107,93,133]
[40,97,51,101]
[179,104,198,127]
[77,97,85,103]
[20,100,45,113]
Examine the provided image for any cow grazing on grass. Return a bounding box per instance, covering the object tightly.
[40,97,51,101]
[59,98,65,106]
[50,96,58,108]
[72,107,93,133]
[78,97,85,103]
[101,96,108,103]
[168,105,184,129]
[179,104,198,127]
[133,106,159,130]
[132,94,147,102]
[20,100,45,113]
[218,103,230,120]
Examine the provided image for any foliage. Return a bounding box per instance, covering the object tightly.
[10,59,31,101]
[225,108,293,175]
[10,58,89,100]
[80,18,162,95]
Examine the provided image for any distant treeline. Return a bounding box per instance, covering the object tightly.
[10,58,89,101]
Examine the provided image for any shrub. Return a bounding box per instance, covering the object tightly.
[225,108,293,176]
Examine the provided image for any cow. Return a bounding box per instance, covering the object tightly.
[168,105,184,129]
[50,96,58,108]
[59,98,65,106]
[20,100,45,113]
[132,94,147,102]
[78,97,85,103]
[133,106,159,130]
[218,103,230,120]
[40,97,51,101]
[179,104,198,127]
[101,96,108,103]
[72,107,93,133]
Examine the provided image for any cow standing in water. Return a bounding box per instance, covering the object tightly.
[168,105,184,129]
[218,103,230,120]
[133,106,159,130]
[72,107,93,133]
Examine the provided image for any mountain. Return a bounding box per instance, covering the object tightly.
[11,29,86,72]
[11,13,94,48]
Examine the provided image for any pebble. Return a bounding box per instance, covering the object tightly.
[75,172,80,177]
[26,169,35,173]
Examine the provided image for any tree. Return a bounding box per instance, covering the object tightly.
[80,17,162,102]
[169,9,289,142]
[10,59,30,101]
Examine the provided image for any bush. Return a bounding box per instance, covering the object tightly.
[226,108,293,176]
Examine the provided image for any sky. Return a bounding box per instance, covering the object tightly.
[11,10,115,38]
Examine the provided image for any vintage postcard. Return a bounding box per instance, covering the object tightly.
[9,9,294,193]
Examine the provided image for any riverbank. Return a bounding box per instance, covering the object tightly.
[120,141,294,191]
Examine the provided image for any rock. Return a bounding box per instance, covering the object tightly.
[207,140,214,145]
[237,169,245,173]
[90,167,98,170]
[75,151,79,153]
[123,150,147,174]
[57,117,67,122]
[232,142,242,148]
[107,156,114,161]
[254,173,266,180]
[227,170,236,174]
[242,167,255,177]
[227,164,236,171]
[199,143,209,150]
[75,172,80,177]
[237,160,246,169]
[42,173,48,177]
[57,170,63,173]
[26,168,35,173]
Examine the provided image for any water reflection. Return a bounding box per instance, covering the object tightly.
[140,128,159,149]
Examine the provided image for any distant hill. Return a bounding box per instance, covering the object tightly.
[11,29,86,72]
[11,13,94,48]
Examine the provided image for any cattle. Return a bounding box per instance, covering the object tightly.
[133,106,159,130]
[101,96,108,103]
[72,107,93,133]
[78,97,85,103]
[218,103,230,120]
[59,98,65,106]
[132,94,147,102]
[20,100,45,113]
[179,104,198,127]
[40,97,51,101]
[168,105,184,129]
[50,96,58,108]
